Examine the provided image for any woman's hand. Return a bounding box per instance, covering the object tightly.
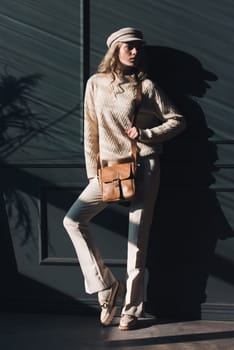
[125,127,139,140]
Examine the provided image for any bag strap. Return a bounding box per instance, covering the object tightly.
[132,81,142,127]
[97,81,142,170]
[131,81,142,162]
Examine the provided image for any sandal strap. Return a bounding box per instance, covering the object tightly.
[100,302,109,309]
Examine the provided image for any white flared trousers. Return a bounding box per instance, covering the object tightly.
[63,155,160,317]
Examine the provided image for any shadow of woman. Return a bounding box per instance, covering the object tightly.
[144,46,233,320]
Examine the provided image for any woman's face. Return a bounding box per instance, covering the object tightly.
[118,41,143,68]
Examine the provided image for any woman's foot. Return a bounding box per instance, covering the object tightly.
[118,314,137,330]
[99,280,120,326]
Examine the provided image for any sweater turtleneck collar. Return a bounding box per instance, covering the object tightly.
[116,64,138,80]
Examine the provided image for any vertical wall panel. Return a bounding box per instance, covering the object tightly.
[0,1,92,313]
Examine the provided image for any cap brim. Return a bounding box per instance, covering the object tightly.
[121,38,145,44]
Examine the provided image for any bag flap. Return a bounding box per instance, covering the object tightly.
[100,162,134,182]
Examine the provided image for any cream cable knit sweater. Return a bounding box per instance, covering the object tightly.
[84,73,186,179]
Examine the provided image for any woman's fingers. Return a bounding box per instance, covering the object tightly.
[125,127,139,139]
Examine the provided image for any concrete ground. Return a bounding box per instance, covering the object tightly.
[1,313,234,350]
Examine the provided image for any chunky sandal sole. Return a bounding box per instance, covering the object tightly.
[118,323,137,330]
[102,306,117,326]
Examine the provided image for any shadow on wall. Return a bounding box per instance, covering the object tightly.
[145,46,233,320]
[0,66,96,314]
[0,69,44,254]
[0,69,43,297]
[0,70,43,155]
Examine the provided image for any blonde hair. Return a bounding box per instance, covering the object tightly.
[97,42,147,83]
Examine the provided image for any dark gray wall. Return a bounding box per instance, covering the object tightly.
[1,0,234,319]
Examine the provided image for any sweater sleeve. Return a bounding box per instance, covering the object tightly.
[138,82,186,144]
[84,78,99,179]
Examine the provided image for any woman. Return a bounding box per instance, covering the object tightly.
[63,27,186,330]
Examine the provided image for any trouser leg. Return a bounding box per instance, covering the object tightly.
[63,177,116,294]
[122,156,160,317]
